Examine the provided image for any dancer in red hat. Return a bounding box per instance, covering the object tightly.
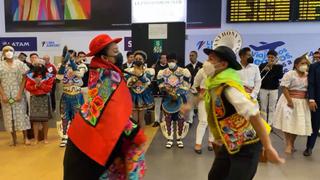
[63,34,146,180]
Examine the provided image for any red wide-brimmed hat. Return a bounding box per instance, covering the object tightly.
[87,34,122,57]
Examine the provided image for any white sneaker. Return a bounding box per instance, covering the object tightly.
[166,140,173,148]
[59,138,67,147]
[177,140,184,148]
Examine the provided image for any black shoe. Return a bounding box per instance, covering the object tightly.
[303,148,312,156]
[194,149,202,154]
[208,146,214,151]
[152,122,160,127]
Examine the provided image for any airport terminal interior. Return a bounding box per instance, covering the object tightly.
[1,0,320,180]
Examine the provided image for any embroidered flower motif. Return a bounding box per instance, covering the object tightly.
[104,69,111,76]
[90,101,100,118]
[111,83,117,90]
[81,103,89,115]
[92,96,104,110]
[88,87,99,98]
[111,71,121,82]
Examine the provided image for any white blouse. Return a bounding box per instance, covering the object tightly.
[280,70,308,91]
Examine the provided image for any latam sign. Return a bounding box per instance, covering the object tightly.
[0,37,37,51]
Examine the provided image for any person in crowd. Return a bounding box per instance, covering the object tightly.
[192,67,215,154]
[29,53,39,70]
[157,53,191,148]
[238,47,261,99]
[0,45,31,145]
[17,52,28,63]
[25,58,55,144]
[57,48,84,147]
[123,51,134,69]
[273,56,311,154]
[186,50,203,125]
[313,51,320,63]
[77,51,90,88]
[124,50,155,128]
[259,50,284,125]
[75,52,89,102]
[303,50,320,156]
[64,34,146,179]
[43,55,57,112]
[186,51,203,86]
[152,53,168,127]
[199,45,284,179]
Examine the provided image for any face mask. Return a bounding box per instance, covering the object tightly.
[5,51,14,59]
[298,65,308,72]
[168,62,176,69]
[134,60,143,67]
[247,57,254,64]
[203,61,216,77]
[114,53,123,70]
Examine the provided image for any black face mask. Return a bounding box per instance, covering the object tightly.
[133,60,143,67]
[247,56,254,64]
[114,53,123,70]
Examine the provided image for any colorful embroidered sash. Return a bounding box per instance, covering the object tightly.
[68,58,133,166]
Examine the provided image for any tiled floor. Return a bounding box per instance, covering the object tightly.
[145,124,320,180]
[1,112,320,179]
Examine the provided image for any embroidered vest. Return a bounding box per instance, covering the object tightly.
[212,85,260,154]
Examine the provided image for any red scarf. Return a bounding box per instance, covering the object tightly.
[68,57,133,166]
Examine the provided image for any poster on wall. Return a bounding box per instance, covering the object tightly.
[5,0,221,32]
[5,0,131,32]
[0,37,37,51]
[186,33,319,73]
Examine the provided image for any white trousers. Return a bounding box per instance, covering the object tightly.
[154,97,162,123]
[187,93,195,124]
[259,89,279,125]
[195,100,214,145]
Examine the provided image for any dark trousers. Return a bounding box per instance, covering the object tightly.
[306,109,320,149]
[50,82,56,111]
[64,140,105,180]
[208,142,262,180]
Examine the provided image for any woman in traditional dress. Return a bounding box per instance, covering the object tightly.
[274,56,312,154]
[25,59,54,144]
[64,34,146,179]
[0,45,30,145]
[124,50,155,127]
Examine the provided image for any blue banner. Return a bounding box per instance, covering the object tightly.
[0,37,37,51]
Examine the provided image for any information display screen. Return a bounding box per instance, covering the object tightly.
[298,0,320,21]
[227,0,291,22]
[227,0,320,22]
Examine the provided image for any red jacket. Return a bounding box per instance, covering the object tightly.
[45,63,57,76]
[25,73,54,95]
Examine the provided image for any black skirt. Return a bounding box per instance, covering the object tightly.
[30,94,52,122]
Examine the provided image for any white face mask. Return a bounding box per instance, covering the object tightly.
[5,51,14,59]
[298,64,308,73]
[203,61,216,77]
[168,62,176,69]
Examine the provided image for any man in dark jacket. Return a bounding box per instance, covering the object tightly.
[304,54,320,156]
[185,50,203,124]
[185,51,203,86]
[152,53,168,127]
